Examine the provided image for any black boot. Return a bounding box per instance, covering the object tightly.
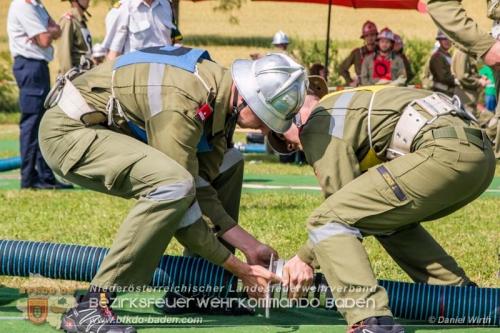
[347,316,405,333]
[61,293,136,333]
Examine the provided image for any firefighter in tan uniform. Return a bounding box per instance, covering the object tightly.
[57,0,92,74]
[451,48,493,128]
[39,47,308,333]
[429,31,458,97]
[360,28,406,86]
[393,34,414,83]
[339,21,378,87]
[427,0,500,149]
[266,86,495,333]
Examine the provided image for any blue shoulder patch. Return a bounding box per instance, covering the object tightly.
[113,46,212,73]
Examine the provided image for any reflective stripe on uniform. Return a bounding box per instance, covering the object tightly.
[309,222,363,246]
[177,201,202,229]
[219,147,243,174]
[196,176,210,188]
[329,91,355,139]
[148,63,165,117]
[146,178,194,201]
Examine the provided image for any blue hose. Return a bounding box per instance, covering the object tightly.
[0,239,234,297]
[0,156,21,172]
[0,239,498,325]
[237,144,267,154]
[378,279,499,325]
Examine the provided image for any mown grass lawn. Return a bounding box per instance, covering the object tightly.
[0,125,499,332]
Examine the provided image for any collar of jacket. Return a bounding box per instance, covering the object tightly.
[211,69,233,136]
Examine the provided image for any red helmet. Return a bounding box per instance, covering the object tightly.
[360,21,378,38]
[377,27,395,42]
[393,34,403,45]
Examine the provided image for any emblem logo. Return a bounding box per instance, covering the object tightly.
[27,298,49,324]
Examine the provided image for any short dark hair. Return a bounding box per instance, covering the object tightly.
[309,63,324,76]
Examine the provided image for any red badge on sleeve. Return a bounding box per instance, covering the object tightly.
[196,103,213,122]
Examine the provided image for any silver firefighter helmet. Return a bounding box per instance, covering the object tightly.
[231,53,308,133]
[272,30,290,45]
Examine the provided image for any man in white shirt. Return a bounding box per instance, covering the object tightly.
[103,0,181,60]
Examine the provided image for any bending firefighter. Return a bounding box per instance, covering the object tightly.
[267,85,494,333]
[39,46,308,333]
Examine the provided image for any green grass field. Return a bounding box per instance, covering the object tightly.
[0,124,499,332]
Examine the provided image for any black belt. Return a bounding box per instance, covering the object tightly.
[415,127,485,150]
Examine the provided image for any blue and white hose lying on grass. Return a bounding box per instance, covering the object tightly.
[0,239,498,325]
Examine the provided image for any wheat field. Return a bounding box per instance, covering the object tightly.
[0,0,492,74]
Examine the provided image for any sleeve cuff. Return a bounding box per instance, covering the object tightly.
[174,218,231,265]
[213,217,237,238]
[478,38,498,60]
[297,240,315,265]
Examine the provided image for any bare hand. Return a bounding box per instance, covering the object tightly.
[220,254,281,299]
[479,77,490,87]
[47,18,61,39]
[220,225,278,267]
[239,264,281,299]
[483,41,500,71]
[244,242,278,267]
[281,255,314,299]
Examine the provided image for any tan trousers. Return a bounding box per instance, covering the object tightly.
[39,106,239,289]
[309,132,495,325]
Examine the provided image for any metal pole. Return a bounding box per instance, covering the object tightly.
[323,0,332,82]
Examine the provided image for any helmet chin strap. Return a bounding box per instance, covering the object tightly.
[74,0,91,17]
[293,113,304,135]
[232,87,247,117]
[225,87,247,148]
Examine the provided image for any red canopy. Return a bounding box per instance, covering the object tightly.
[252,0,423,10]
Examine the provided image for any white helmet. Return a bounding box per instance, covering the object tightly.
[272,31,290,45]
[377,27,395,42]
[92,43,106,58]
[492,20,500,39]
[231,53,308,133]
[436,30,448,40]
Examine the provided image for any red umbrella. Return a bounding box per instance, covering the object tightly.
[252,0,426,80]
[253,0,423,9]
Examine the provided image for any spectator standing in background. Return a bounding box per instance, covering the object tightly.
[429,30,458,97]
[7,0,72,190]
[250,30,291,62]
[451,49,491,122]
[103,0,182,60]
[421,41,440,89]
[479,64,497,112]
[339,21,378,87]
[360,27,407,86]
[57,0,93,75]
[393,34,414,83]
[479,24,500,113]
[272,30,291,55]
[309,63,325,78]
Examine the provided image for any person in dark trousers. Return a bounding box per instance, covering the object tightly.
[7,0,73,190]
